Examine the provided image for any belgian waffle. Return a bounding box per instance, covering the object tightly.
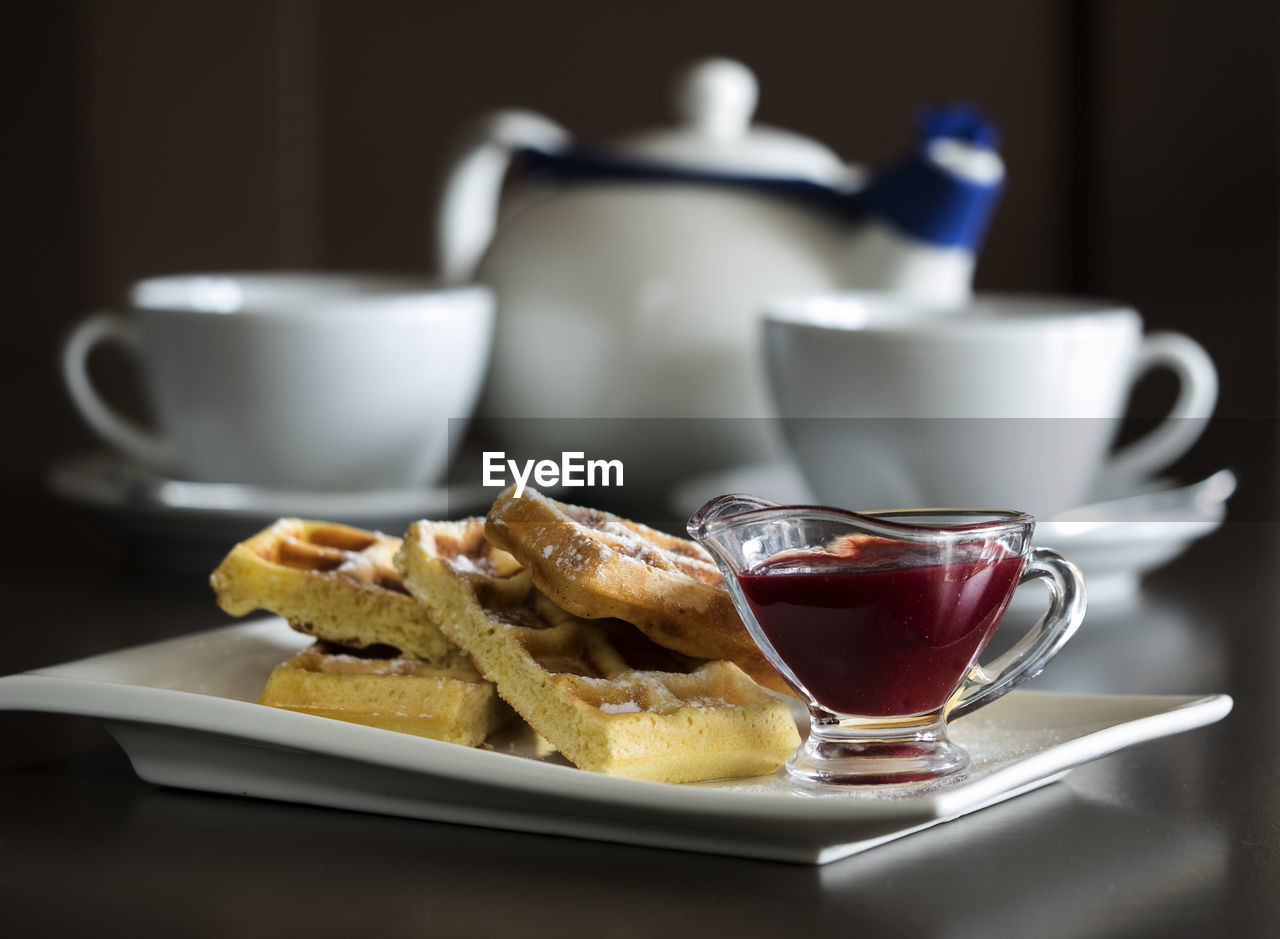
[483,486,787,693]
[396,519,800,783]
[210,517,466,666]
[258,641,506,746]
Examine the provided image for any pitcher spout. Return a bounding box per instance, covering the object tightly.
[687,493,781,575]
[688,493,778,533]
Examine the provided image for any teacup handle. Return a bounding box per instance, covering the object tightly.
[61,312,178,472]
[946,547,1086,721]
[1099,331,1218,490]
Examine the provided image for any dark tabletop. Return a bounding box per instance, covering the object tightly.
[1,495,1276,939]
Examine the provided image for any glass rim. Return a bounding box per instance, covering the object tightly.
[690,497,1035,543]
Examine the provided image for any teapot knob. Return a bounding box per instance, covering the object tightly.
[674,58,758,140]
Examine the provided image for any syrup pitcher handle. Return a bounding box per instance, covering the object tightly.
[946,548,1087,721]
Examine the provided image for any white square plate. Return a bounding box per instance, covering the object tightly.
[0,619,1232,864]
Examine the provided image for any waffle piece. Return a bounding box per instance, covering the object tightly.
[210,518,465,666]
[484,487,788,693]
[396,520,800,783]
[258,642,506,746]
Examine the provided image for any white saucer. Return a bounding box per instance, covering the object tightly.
[47,452,500,565]
[671,463,1236,604]
[1033,469,1235,603]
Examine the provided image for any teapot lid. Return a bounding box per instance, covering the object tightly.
[551,59,864,191]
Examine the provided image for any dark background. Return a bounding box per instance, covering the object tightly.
[1,6,1277,929]
[7,0,1278,565]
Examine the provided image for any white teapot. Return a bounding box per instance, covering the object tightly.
[434,59,1003,482]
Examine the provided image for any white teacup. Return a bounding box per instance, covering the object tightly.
[62,272,494,490]
[763,292,1218,519]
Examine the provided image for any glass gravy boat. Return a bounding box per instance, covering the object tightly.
[689,494,1087,786]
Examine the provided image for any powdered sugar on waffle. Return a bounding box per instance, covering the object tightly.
[334,550,380,583]
[490,489,723,585]
[445,551,488,576]
[552,538,603,577]
[598,701,643,714]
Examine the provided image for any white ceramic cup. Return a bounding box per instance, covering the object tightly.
[62,272,494,490]
[763,292,1218,519]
